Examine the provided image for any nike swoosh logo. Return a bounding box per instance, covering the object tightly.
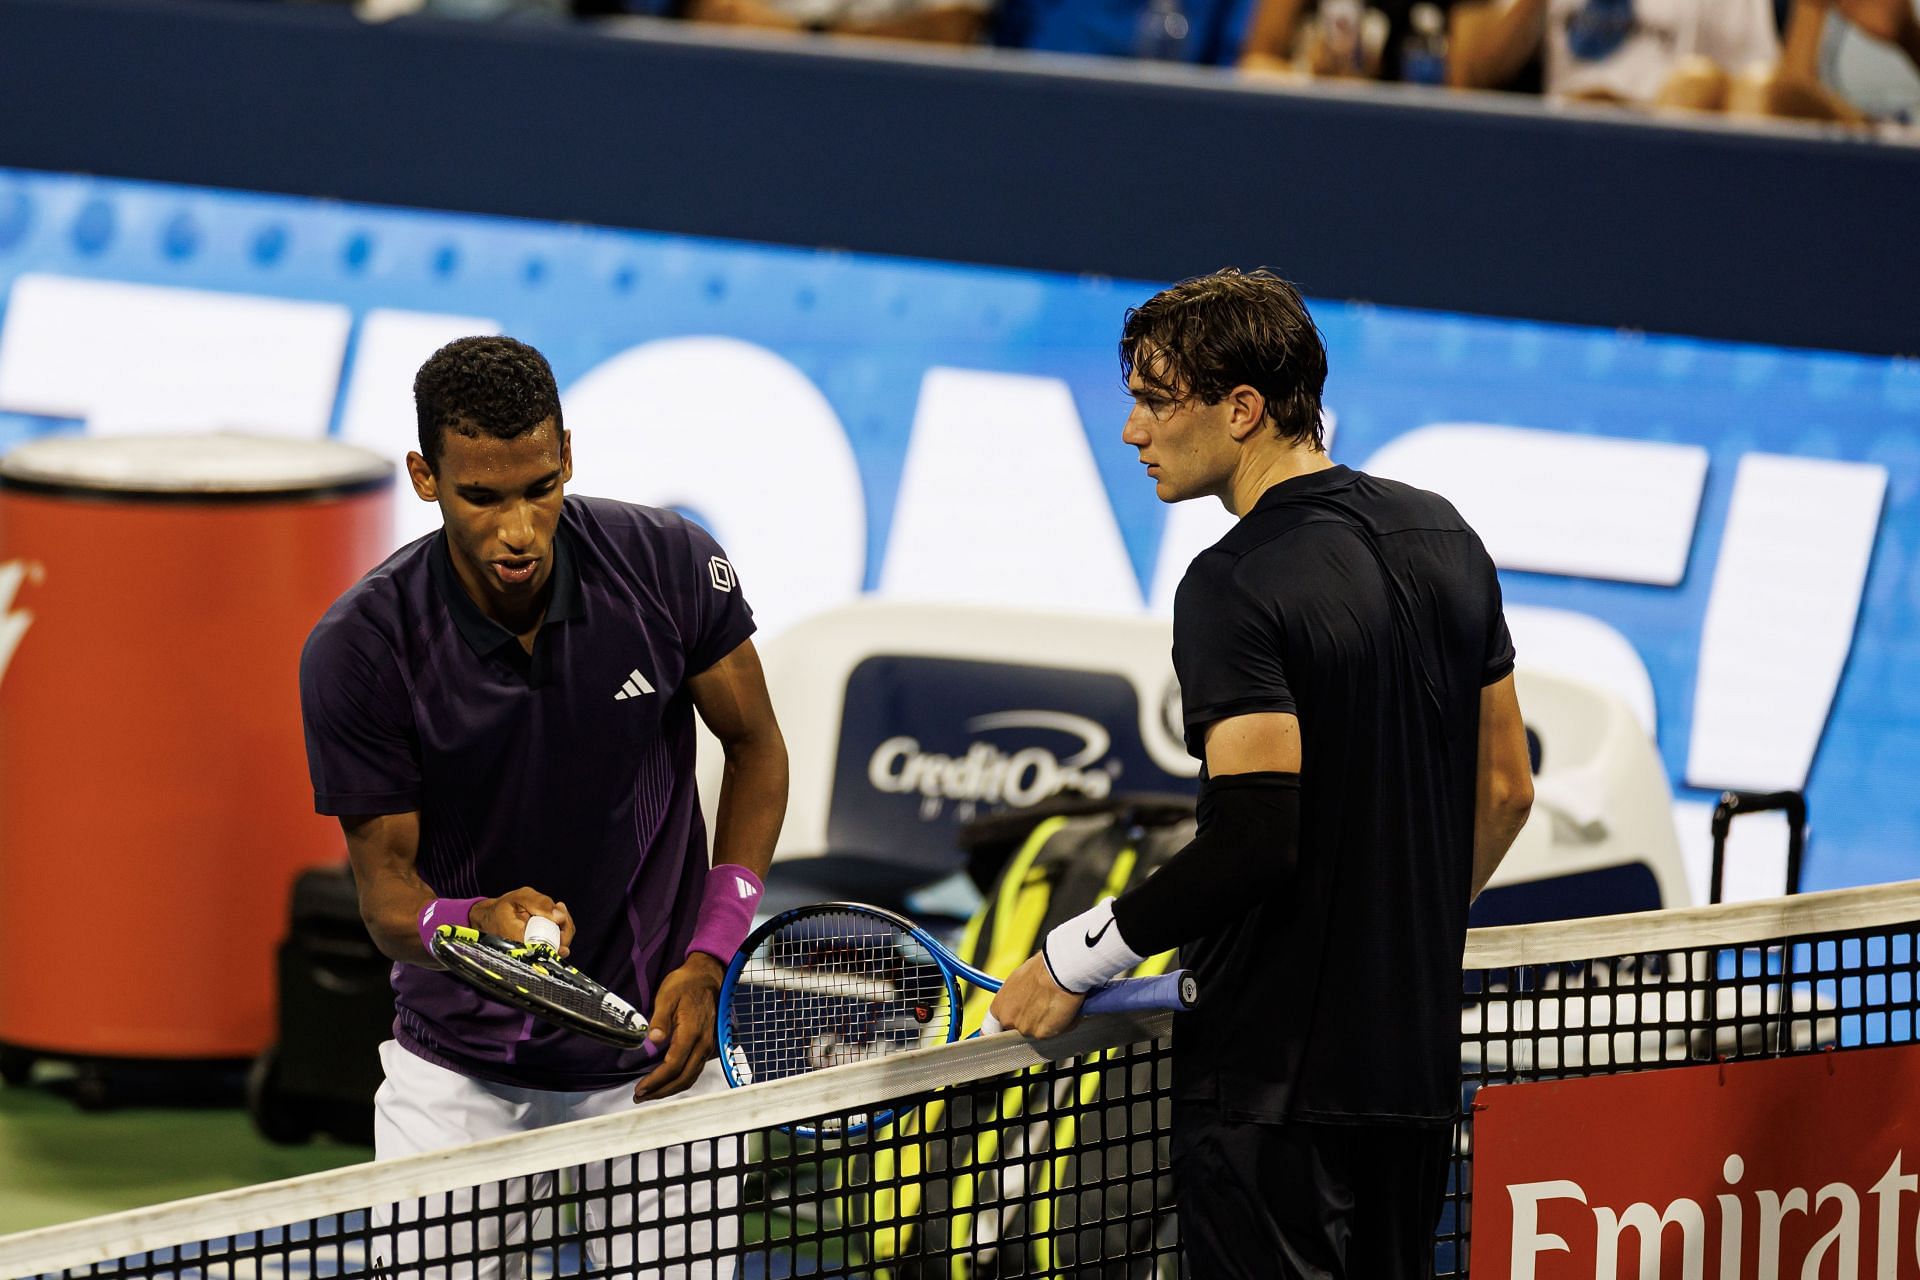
[1085,917,1115,948]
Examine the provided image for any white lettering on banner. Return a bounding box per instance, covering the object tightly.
[881,368,1143,613]
[1686,454,1888,793]
[1361,428,1888,805]
[1363,423,1709,586]
[867,738,1116,808]
[866,710,1117,813]
[1719,1154,1744,1280]
[1807,1181,1861,1279]
[1755,1184,1808,1278]
[337,308,502,548]
[0,274,349,436]
[0,560,44,689]
[1506,1153,1920,1279]
[1869,1152,1914,1280]
[1508,1179,1584,1280]
[1593,1198,1705,1280]
[0,285,1890,809]
[562,337,866,639]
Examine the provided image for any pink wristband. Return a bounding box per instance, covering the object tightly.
[686,865,764,964]
[418,896,486,952]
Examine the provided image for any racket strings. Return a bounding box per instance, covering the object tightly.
[727,909,956,1083]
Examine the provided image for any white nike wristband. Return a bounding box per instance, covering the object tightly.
[1041,898,1146,995]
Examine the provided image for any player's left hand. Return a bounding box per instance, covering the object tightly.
[633,952,724,1102]
[986,951,1087,1040]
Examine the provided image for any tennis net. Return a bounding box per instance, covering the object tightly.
[1445,878,1920,1276]
[0,1007,1180,1280]
[4,879,1917,1280]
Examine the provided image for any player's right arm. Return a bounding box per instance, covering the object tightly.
[339,811,439,967]
[989,554,1298,1037]
[339,811,577,965]
[1470,673,1533,902]
[303,609,575,966]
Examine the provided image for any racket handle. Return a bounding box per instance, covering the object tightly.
[524,916,563,950]
[1082,969,1198,1016]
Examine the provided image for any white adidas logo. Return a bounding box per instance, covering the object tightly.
[736,878,757,899]
[613,668,655,702]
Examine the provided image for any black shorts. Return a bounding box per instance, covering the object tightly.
[1170,1102,1453,1280]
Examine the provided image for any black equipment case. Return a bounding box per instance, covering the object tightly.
[248,863,393,1146]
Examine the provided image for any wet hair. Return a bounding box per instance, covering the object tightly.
[1119,268,1328,450]
[414,336,563,470]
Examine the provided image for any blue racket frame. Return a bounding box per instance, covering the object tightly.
[715,901,1196,1138]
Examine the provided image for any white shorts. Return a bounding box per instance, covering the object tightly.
[371,1040,739,1280]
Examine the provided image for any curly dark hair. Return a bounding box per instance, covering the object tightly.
[1119,268,1328,450]
[414,336,564,470]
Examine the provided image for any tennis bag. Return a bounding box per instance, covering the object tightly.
[858,798,1195,1280]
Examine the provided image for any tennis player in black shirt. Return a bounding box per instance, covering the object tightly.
[990,269,1536,1279]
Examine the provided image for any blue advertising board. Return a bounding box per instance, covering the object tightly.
[0,166,1914,895]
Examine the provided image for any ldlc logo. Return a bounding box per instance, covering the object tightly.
[0,560,44,687]
[866,709,1120,822]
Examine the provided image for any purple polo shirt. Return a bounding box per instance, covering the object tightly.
[298,495,755,1091]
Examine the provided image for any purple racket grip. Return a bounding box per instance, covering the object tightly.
[1081,969,1198,1016]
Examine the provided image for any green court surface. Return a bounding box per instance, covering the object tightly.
[0,1070,369,1235]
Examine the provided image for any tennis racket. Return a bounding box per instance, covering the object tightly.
[714,902,1196,1136]
[429,916,651,1048]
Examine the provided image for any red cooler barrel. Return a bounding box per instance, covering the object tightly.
[0,434,394,1060]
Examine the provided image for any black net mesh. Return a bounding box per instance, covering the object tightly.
[15,901,1919,1280]
[23,1037,1178,1280]
[1442,914,1920,1276]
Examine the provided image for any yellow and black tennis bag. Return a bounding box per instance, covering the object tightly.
[856,797,1196,1280]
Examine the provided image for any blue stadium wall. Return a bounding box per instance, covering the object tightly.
[0,0,1916,893]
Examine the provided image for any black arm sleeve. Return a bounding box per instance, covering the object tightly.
[1110,772,1300,957]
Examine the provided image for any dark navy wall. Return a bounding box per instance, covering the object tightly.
[0,0,1914,355]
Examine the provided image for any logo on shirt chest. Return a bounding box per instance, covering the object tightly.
[613,667,656,702]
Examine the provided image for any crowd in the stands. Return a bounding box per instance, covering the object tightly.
[331,0,1920,125]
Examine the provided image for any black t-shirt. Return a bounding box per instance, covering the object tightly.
[1169,464,1513,1124]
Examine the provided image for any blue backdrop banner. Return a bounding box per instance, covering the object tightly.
[0,167,1913,896]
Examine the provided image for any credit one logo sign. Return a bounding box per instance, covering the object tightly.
[866,710,1117,817]
[1474,1045,1920,1279]
[827,657,1185,865]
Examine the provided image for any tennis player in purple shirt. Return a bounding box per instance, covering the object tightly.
[299,336,788,1278]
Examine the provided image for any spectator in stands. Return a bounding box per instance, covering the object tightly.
[683,0,990,42]
[1240,0,1488,83]
[1789,0,1920,119]
[992,0,1255,63]
[1443,0,1858,118]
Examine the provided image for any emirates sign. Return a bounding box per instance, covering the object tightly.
[1473,1045,1920,1279]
